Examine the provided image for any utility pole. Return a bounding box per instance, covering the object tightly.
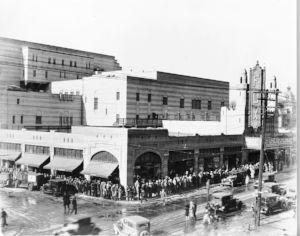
[255,89,268,227]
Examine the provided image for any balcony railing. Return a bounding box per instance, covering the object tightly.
[114,118,163,128]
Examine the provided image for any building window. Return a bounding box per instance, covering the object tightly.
[64,71,66,78]
[180,98,184,108]
[17,98,20,105]
[147,114,151,119]
[192,99,201,109]
[221,101,225,107]
[76,74,79,80]
[59,116,62,126]
[53,59,56,64]
[35,56,38,62]
[136,93,140,101]
[45,70,48,78]
[70,61,73,67]
[36,116,42,124]
[62,60,64,66]
[94,97,98,110]
[74,61,77,67]
[116,92,120,100]
[116,114,120,122]
[163,96,168,105]
[105,108,108,115]
[70,117,73,126]
[33,70,36,77]
[88,62,91,69]
[76,91,80,95]
[12,116,15,124]
[48,58,51,64]
[136,114,139,120]
[20,115,23,124]
[148,94,151,103]
[208,101,212,110]
[32,54,35,61]
[59,71,62,78]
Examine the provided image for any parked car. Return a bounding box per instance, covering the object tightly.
[221,173,244,187]
[42,179,77,197]
[261,182,287,195]
[27,172,45,190]
[210,192,243,214]
[0,172,13,188]
[254,173,276,189]
[113,215,150,236]
[260,192,292,215]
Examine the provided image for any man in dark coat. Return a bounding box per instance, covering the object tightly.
[71,196,77,215]
[1,208,8,228]
[63,193,70,214]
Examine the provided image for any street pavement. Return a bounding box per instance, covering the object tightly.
[0,167,296,236]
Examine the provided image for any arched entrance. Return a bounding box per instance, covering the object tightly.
[82,151,119,183]
[134,152,162,180]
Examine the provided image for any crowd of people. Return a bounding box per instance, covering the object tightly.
[55,162,264,202]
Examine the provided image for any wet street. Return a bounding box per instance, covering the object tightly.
[0,169,296,236]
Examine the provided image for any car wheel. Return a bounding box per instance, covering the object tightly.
[281,202,287,209]
[140,231,150,236]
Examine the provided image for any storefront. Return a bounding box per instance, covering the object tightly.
[223,146,242,170]
[168,150,194,176]
[134,152,162,180]
[199,148,220,171]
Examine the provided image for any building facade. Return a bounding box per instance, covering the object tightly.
[52,70,229,127]
[0,37,121,130]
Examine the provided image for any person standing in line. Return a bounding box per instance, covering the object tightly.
[245,174,250,190]
[1,208,8,228]
[193,200,197,220]
[71,196,77,215]
[63,193,70,214]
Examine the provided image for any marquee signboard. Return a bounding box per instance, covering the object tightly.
[265,137,294,150]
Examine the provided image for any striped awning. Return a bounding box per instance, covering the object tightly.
[44,157,82,172]
[16,154,49,168]
[81,161,118,178]
[0,150,21,161]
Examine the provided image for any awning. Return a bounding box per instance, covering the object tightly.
[16,154,49,168]
[44,157,83,172]
[0,150,21,161]
[81,161,118,178]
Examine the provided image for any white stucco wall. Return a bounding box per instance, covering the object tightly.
[82,75,127,126]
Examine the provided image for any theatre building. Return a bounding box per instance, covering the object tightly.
[0,126,244,186]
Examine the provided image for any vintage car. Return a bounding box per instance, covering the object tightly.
[27,172,45,191]
[53,217,100,236]
[0,172,13,188]
[260,192,292,215]
[42,179,77,197]
[254,172,276,189]
[221,173,244,187]
[210,192,243,214]
[113,215,150,236]
[261,182,287,195]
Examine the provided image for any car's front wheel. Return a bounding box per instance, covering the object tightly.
[140,231,150,236]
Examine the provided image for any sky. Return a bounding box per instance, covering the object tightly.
[0,0,297,94]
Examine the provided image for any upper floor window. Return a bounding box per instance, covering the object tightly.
[33,70,36,77]
[12,116,15,124]
[36,116,42,124]
[76,74,79,80]
[221,101,225,107]
[94,97,98,110]
[48,58,51,64]
[162,96,168,105]
[180,98,184,108]
[53,59,56,64]
[76,91,80,95]
[35,56,38,62]
[192,99,201,109]
[64,71,66,78]
[62,59,64,66]
[136,93,140,101]
[74,61,77,67]
[70,61,73,67]
[208,101,212,110]
[45,70,48,78]
[17,98,20,105]
[59,71,62,78]
[116,92,120,100]
[148,94,152,103]
[20,115,23,124]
